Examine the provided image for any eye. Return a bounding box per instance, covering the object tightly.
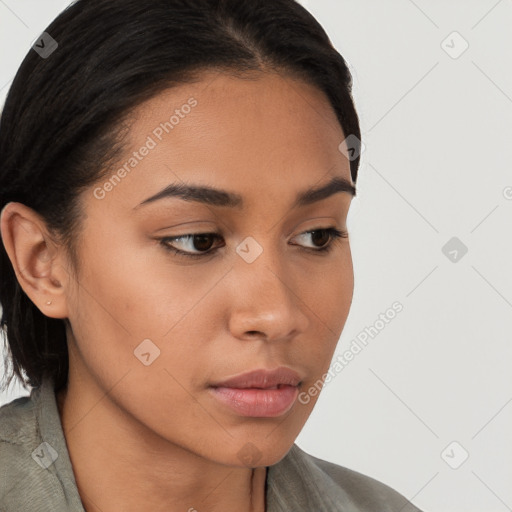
[292,227,348,253]
[158,227,348,259]
[159,233,224,259]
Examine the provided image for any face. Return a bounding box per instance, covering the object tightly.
[59,71,355,467]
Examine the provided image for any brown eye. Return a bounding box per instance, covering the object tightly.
[309,229,331,248]
[191,234,216,251]
[292,227,348,254]
[160,233,224,258]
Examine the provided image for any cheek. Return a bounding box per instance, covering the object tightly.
[66,229,223,383]
[297,253,354,372]
[64,238,209,438]
[302,250,354,330]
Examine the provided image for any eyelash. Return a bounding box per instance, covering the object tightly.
[158,227,348,260]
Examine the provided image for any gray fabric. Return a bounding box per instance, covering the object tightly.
[0,377,423,511]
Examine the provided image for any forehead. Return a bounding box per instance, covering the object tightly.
[131,70,345,155]
[94,71,352,212]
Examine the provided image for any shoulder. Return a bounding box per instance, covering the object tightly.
[267,443,424,512]
[0,391,39,445]
[0,391,40,502]
[302,446,423,511]
[0,391,45,493]
[0,387,69,511]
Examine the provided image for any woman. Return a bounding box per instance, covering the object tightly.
[0,0,423,510]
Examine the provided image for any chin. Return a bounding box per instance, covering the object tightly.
[217,436,296,469]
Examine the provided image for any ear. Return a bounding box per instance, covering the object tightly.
[0,202,71,319]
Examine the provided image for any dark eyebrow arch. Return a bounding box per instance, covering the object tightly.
[134,175,356,210]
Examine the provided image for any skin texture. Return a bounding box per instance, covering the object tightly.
[1,70,355,512]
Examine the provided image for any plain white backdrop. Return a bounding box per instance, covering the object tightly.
[1,1,511,511]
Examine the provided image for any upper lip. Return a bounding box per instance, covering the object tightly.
[210,367,302,389]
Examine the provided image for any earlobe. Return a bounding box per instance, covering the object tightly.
[0,201,69,319]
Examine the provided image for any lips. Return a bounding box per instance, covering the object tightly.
[209,367,302,390]
[208,367,303,417]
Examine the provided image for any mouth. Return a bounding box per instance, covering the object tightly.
[208,367,302,417]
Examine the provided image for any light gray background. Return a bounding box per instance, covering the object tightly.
[1,1,511,511]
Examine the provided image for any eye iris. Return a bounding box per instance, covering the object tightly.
[311,230,329,247]
[194,234,215,251]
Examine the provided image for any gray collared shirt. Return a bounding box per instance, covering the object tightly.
[0,377,423,511]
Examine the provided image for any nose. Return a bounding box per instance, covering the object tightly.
[227,237,310,342]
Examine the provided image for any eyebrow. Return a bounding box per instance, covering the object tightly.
[134,175,356,210]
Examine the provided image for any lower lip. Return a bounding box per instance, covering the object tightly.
[209,385,299,417]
